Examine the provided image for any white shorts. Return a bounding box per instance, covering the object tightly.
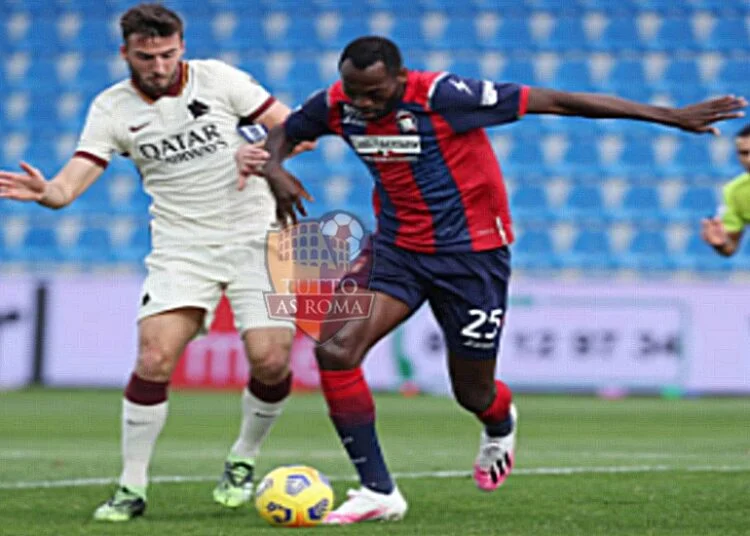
[137,239,294,335]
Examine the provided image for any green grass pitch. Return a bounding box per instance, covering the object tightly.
[1,389,749,535]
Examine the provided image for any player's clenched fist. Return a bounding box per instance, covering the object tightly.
[700,217,729,246]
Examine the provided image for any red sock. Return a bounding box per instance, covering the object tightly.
[319,368,375,426]
[124,373,168,405]
[477,380,513,425]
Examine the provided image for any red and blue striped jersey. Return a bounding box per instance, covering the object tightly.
[284,70,529,253]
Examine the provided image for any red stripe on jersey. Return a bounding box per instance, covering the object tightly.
[327,82,346,135]
[372,188,381,219]
[367,116,436,252]
[402,70,444,108]
[245,96,276,123]
[429,115,514,250]
[73,151,108,169]
[518,85,530,117]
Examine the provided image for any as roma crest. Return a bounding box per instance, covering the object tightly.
[264,211,374,342]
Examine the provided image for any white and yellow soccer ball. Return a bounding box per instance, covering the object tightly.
[254,465,334,527]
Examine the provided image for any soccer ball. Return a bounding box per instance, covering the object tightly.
[320,211,365,261]
[254,465,334,527]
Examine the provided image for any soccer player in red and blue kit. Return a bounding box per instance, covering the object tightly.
[261,36,746,524]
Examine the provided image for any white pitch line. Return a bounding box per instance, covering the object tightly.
[2,464,750,490]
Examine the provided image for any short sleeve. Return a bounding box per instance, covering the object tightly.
[75,97,122,165]
[284,89,332,142]
[720,184,745,233]
[429,73,528,133]
[215,60,276,121]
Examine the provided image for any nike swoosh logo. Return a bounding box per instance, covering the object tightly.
[253,411,276,418]
[125,420,149,426]
[129,122,150,133]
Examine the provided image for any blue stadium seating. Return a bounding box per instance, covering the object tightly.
[706,18,750,51]
[470,0,529,14]
[596,19,642,51]
[542,18,589,50]
[564,228,618,269]
[553,59,594,90]
[618,138,658,174]
[510,185,552,221]
[563,141,601,174]
[562,184,608,222]
[1,0,749,273]
[618,185,664,222]
[661,58,701,89]
[674,185,718,220]
[630,0,688,10]
[608,59,647,88]
[622,229,674,270]
[651,17,698,51]
[64,226,113,263]
[476,18,533,51]
[116,222,151,263]
[718,58,750,86]
[502,59,537,85]
[672,138,714,174]
[513,228,561,270]
[367,0,424,13]
[417,0,478,12]
[19,226,62,262]
[315,17,370,49]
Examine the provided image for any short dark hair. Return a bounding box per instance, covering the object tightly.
[737,124,750,138]
[120,3,183,42]
[338,36,402,76]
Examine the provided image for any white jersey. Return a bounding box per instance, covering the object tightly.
[75,59,277,247]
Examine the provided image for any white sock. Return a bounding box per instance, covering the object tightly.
[229,388,286,461]
[119,398,168,493]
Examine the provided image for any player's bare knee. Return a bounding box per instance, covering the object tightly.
[136,340,177,381]
[249,345,291,384]
[315,333,361,370]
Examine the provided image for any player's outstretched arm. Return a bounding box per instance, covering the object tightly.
[526,88,746,135]
[262,125,313,226]
[255,100,316,157]
[701,217,742,256]
[0,157,105,209]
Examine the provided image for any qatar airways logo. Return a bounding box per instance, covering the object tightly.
[137,123,229,164]
[350,135,421,162]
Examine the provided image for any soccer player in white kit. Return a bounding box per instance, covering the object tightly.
[0,3,306,521]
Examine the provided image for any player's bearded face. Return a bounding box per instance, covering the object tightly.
[340,60,407,121]
[122,33,185,98]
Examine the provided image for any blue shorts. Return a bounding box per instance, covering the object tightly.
[351,240,511,359]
